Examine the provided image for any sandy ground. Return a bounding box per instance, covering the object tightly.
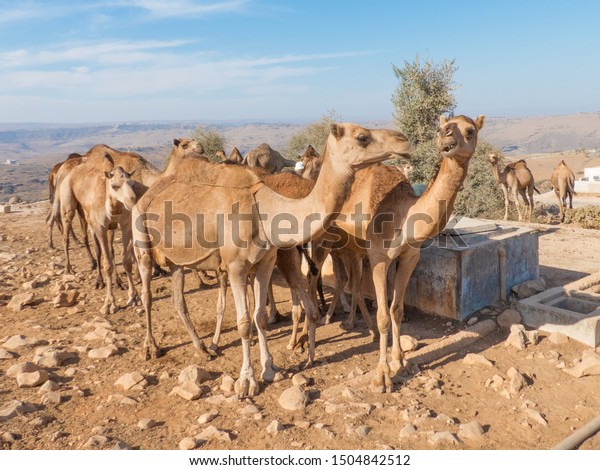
[1,201,600,451]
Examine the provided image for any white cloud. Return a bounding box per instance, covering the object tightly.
[115,0,250,18]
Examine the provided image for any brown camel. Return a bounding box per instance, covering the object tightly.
[245,143,296,173]
[132,123,411,398]
[57,154,139,315]
[550,160,576,222]
[488,154,539,222]
[297,144,322,180]
[290,115,485,394]
[215,148,244,164]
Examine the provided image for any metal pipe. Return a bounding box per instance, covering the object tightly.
[553,414,600,450]
[498,246,507,301]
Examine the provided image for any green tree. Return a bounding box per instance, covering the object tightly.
[285,110,341,158]
[190,125,227,162]
[391,55,457,146]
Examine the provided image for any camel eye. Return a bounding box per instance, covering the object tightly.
[356,134,370,145]
[466,126,476,137]
[111,184,119,191]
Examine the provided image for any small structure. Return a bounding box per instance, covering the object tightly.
[575,166,600,193]
[2,205,11,213]
[4,159,16,165]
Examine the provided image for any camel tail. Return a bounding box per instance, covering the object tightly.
[297,245,319,277]
[283,158,296,168]
[51,193,63,233]
[534,186,541,195]
[567,178,577,196]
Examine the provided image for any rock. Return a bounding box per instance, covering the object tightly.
[114,372,147,391]
[7,293,35,311]
[295,421,311,430]
[563,350,600,378]
[355,425,371,437]
[17,370,49,387]
[88,345,119,359]
[347,367,364,379]
[7,361,41,377]
[548,332,569,345]
[220,375,235,393]
[466,316,479,326]
[266,419,284,435]
[511,279,546,299]
[205,394,226,405]
[292,373,309,387]
[53,290,79,308]
[170,382,203,401]
[278,385,308,411]
[179,437,198,450]
[84,327,114,342]
[463,353,493,367]
[507,367,528,394]
[137,418,159,430]
[526,330,539,345]
[8,196,22,204]
[197,425,232,442]
[113,441,132,450]
[458,420,485,440]
[400,335,418,352]
[30,415,55,427]
[399,424,417,437]
[41,391,62,405]
[198,409,219,424]
[67,305,84,314]
[179,365,211,386]
[0,400,37,422]
[525,409,548,426]
[485,374,505,390]
[33,348,75,367]
[2,335,46,350]
[82,435,110,449]
[0,348,16,360]
[39,380,59,393]
[341,387,361,402]
[497,309,521,328]
[505,324,527,350]
[429,431,459,445]
[241,404,260,415]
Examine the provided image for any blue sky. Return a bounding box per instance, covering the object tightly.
[1,0,599,123]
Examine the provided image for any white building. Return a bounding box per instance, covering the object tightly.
[583,167,600,181]
[4,159,16,165]
[575,166,600,193]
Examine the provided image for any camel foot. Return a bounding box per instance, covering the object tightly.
[318,314,333,326]
[126,294,141,308]
[90,260,98,271]
[267,310,287,325]
[95,278,105,290]
[235,373,259,398]
[66,266,75,275]
[115,277,126,291]
[152,266,168,278]
[208,343,219,355]
[371,363,393,394]
[262,363,285,383]
[141,339,162,360]
[340,319,355,331]
[100,302,119,316]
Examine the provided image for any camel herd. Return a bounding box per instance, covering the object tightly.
[45,114,576,398]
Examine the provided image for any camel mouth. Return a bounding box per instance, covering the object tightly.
[440,141,458,156]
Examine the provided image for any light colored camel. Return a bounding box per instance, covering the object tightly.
[58,154,139,315]
[245,143,296,173]
[550,160,576,222]
[488,154,539,222]
[291,115,485,393]
[215,148,244,164]
[132,123,411,398]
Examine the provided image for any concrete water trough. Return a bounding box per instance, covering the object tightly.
[319,217,540,322]
[519,272,600,347]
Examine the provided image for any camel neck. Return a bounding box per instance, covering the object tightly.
[254,152,353,248]
[489,162,503,184]
[406,156,470,242]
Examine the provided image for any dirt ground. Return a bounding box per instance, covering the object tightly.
[1,201,599,451]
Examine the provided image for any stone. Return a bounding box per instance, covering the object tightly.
[241,404,260,415]
[7,293,35,311]
[41,391,62,405]
[30,415,55,428]
[53,290,79,308]
[205,394,226,405]
[278,385,308,411]
[7,361,41,377]
[17,370,49,387]
[355,425,371,437]
[197,425,232,443]
[179,365,211,386]
[341,387,361,402]
[400,335,418,352]
[525,409,548,426]
[137,418,159,430]
[67,305,84,315]
[463,353,493,367]
[548,332,569,345]
[266,419,284,435]
[0,348,16,360]
[220,375,235,393]
[485,374,505,390]
[497,309,521,328]
[458,420,485,440]
[511,278,546,299]
[179,437,198,450]
[39,380,59,393]
[170,382,203,401]
[114,372,147,391]
[3,335,46,350]
[292,373,309,387]
[466,316,479,326]
[0,400,37,422]
[347,367,364,379]
[295,421,311,430]
[505,324,527,350]
[399,424,417,437]
[507,367,528,394]
[198,409,219,424]
[429,431,459,445]
[34,348,75,368]
[88,345,119,359]
[82,435,110,449]
[563,350,600,378]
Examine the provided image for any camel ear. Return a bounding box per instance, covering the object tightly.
[128,170,135,178]
[104,171,112,180]
[330,123,344,140]
[475,115,486,130]
[174,138,181,147]
[439,115,448,126]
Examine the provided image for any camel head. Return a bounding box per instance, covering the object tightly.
[300,144,320,163]
[327,123,411,170]
[105,166,137,211]
[488,153,499,164]
[215,149,227,161]
[173,138,205,159]
[437,115,485,161]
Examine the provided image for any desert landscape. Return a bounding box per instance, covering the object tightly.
[0,113,600,451]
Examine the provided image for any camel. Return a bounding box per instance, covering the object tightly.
[298,144,322,180]
[244,143,296,173]
[215,148,244,164]
[488,154,539,222]
[132,123,411,398]
[550,160,576,222]
[57,154,139,315]
[289,115,485,394]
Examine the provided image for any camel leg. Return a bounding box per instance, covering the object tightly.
[95,229,118,315]
[120,224,140,308]
[209,270,228,353]
[266,279,282,324]
[252,251,285,383]
[512,186,523,221]
[107,229,126,291]
[60,207,76,275]
[341,251,377,341]
[228,262,259,398]
[370,256,393,393]
[93,233,105,289]
[389,249,420,379]
[320,252,347,325]
[136,245,159,359]
[47,212,55,249]
[500,184,510,221]
[527,186,535,223]
[76,205,96,271]
[554,189,564,223]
